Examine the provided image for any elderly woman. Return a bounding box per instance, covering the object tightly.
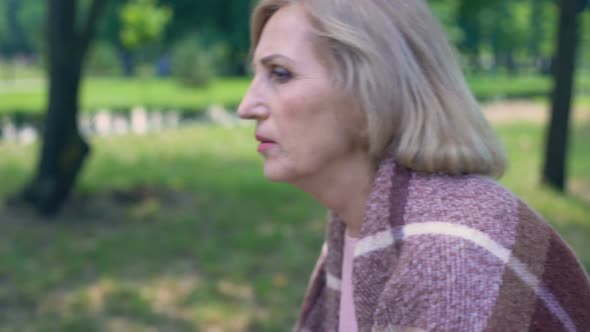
[238,0,590,331]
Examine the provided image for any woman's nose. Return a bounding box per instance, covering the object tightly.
[237,82,269,120]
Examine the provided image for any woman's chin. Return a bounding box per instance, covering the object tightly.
[263,163,295,183]
[263,167,288,182]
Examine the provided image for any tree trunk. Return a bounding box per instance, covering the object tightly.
[22,0,106,217]
[542,0,580,191]
[119,47,136,77]
[506,51,518,76]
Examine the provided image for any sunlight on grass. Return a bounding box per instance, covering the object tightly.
[0,77,250,114]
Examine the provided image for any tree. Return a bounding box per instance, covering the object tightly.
[542,0,583,191]
[0,0,46,57]
[119,0,172,52]
[581,8,590,70]
[21,0,108,217]
[119,0,172,78]
[159,0,251,75]
[1,0,31,80]
[427,0,462,44]
[455,0,486,72]
[81,0,253,76]
[6,0,30,54]
[528,0,559,74]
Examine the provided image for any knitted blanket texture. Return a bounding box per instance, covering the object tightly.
[294,156,590,332]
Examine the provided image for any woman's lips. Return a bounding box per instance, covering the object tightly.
[255,134,276,153]
[257,142,276,153]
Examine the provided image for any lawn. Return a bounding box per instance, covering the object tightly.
[0,114,589,331]
[0,125,326,331]
[0,71,589,115]
[0,77,249,115]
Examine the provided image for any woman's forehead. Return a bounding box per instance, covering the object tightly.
[253,4,314,64]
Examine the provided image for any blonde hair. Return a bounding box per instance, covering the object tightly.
[251,0,507,177]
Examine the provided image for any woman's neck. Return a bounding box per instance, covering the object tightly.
[293,154,376,238]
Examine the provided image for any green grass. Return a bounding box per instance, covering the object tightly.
[1,72,589,115]
[0,120,589,330]
[497,122,590,266]
[0,77,249,115]
[0,125,326,331]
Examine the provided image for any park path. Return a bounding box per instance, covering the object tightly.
[482,100,590,124]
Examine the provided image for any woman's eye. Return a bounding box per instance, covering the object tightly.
[270,66,293,83]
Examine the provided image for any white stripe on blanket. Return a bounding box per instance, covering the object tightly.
[326,272,341,291]
[353,222,576,332]
[354,229,394,257]
[372,325,427,332]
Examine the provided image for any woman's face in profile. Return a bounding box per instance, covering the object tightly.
[238,4,367,185]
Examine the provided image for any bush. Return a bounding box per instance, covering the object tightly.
[171,34,227,87]
[87,41,121,76]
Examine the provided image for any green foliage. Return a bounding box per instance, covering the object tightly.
[119,0,172,50]
[485,1,530,54]
[504,2,531,54]
[0,0,44,55]
[86,41,121,76]
[0,0,581,76]
[159,0,251,75]
[17,0,44,53]
[171,34,227,87]
[0,3,7,51]
[581,12,590,69]
[428,0,462,44]
[427,0,561,73]
[528,0,558,59]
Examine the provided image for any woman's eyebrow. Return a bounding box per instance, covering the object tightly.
[251,54,295,70]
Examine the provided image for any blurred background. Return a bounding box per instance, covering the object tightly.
[0,0,588,330]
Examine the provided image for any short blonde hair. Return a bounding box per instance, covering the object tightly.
[251,0,506,177]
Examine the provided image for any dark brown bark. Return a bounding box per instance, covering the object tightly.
[22,0,106,217]
[542,0,580,191]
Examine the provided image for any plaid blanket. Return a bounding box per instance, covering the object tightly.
[295,156,590,331]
